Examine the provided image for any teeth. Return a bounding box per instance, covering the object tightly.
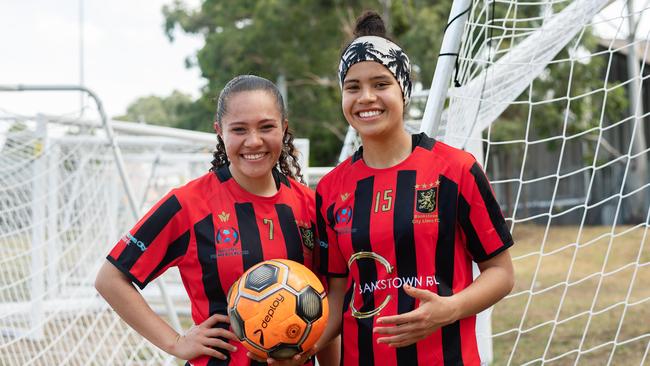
[243,153,265,160]
[359,110,382,118]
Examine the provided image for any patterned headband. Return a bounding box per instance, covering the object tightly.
[338,35,412,105]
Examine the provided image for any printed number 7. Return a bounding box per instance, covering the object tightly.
[263,218,274,240]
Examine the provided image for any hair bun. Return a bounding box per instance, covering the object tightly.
[353,10,387,38]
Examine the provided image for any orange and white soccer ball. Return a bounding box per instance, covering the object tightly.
[227,259,329,360]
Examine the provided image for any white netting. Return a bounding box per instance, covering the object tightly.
[437,0,649,364]
[0,114,213,365]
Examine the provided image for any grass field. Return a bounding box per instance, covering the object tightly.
[492,224,650,365]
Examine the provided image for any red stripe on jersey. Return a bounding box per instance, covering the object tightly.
[460,313,481,365]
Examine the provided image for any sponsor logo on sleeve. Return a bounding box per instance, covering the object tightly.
[123,233,147,252]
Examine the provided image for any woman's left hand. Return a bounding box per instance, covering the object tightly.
[373,285,458,348]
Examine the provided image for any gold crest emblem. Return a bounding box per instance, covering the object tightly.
[416,187,437,213]
[218,211,230,222]
[340,192,350,202]
[299,226,315,250]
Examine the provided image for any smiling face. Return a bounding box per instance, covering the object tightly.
[341,61,404,140]
[216,90,286,193]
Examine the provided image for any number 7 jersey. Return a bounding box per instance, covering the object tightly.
[107,166,316,366]
[314,133,514,366]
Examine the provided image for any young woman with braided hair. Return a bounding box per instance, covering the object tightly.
[96,75,337,366]
[312,11,515,366]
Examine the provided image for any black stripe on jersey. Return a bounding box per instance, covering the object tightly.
[352,147,364,163]
[326,203,336,230]
[272,168,291,187]
[207,321,237,366]
[315,192,329,275]
[195,214,228,315]
[436,176,463,365]
[469,163,512,246]
[215,164,232,183]
[276,204,304,263]
[143,231,190,285]
[195,214,232,366]
[236,203,264,271]
[436,176,456,296]
[441,321,463,366]
[343,282,353,314]
[458,194,489,261]
[352,176,375,366]
[117,195,182,272]
[411,132,436,151]
[341,283,353,366]
[394,170,419,364]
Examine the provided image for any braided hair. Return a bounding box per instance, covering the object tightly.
[210,75,304,183]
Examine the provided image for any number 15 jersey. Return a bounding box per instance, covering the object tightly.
[315,133,514,366]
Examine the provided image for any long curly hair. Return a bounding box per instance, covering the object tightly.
[209,75,304,183]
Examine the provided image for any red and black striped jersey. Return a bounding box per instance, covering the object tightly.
[107,166,316,366]
[314,133,513,366]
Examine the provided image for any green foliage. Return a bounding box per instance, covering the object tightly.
[161,0,450,165]
[114,90,214,130]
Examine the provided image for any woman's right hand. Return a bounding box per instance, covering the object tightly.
[170,314,239,361]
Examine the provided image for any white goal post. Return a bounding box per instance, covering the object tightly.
[424,0,650,364]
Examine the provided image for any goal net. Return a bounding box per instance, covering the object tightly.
[0,113,215,365]
[427,0,649,364]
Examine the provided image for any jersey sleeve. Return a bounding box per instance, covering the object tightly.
[107,190,190,289]
[314,184,348,277]
[458,159,514,262]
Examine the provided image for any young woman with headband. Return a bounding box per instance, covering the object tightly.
[313,11,515,366]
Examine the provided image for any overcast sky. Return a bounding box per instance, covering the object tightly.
[1,0,647,122]
[1,0,203,119]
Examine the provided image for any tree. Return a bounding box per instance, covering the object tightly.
[114,90,208,129]
[161,0,450,165]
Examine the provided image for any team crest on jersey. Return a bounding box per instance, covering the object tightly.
[299,226,315,250]
[335,206,353,225]
[416,187,437,213]
[216,226,240,245]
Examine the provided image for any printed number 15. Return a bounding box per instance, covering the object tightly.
[374,189,393,213]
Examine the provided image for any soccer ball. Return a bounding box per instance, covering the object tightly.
[227,259,329,360]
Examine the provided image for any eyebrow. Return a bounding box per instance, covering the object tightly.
[343,74,393,85]
[227,118,278,126]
